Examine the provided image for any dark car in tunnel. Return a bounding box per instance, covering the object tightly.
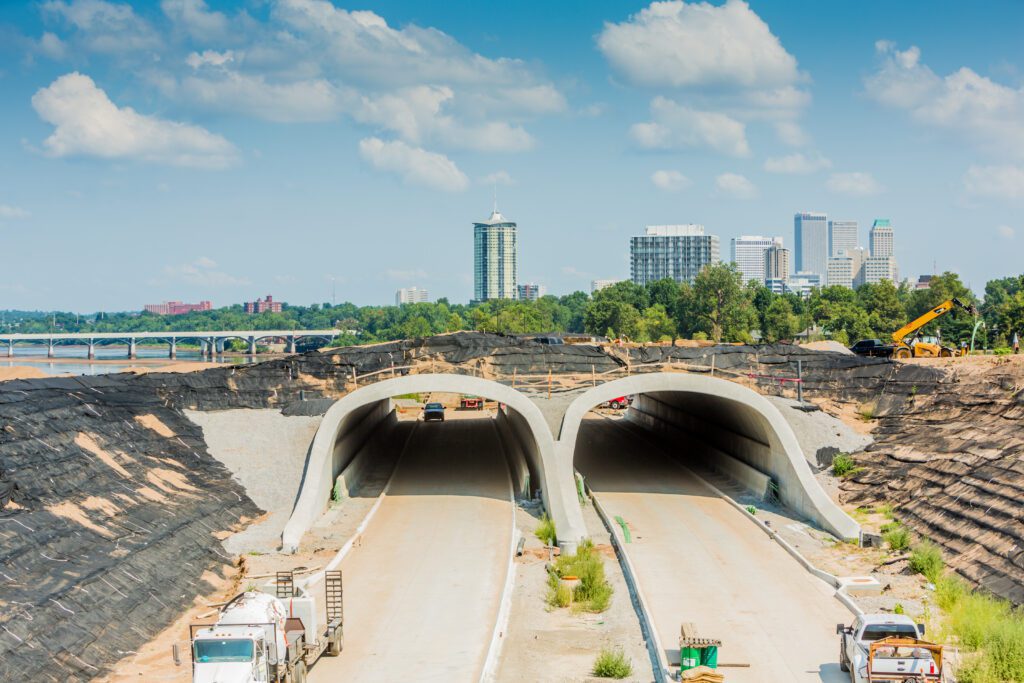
[422,402,446,421]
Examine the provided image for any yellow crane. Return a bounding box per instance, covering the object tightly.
[891,298,978,359]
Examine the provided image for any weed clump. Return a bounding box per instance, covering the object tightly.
[535,514,556,546]
[908,541,944,583]
[592,648,633,678]
[546,540,613,613]
[832,453,861,477]
[935,575,1024,683]
[884,527,911,551]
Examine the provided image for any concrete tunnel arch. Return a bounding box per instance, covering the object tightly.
[281,374,586,553]
[558,373,860,541]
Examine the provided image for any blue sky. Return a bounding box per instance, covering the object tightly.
[0,0,1021,311]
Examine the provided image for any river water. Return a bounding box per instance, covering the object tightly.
[1,345,258,376]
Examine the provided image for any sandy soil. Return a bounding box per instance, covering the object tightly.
[496,501,653,682]
[0,365,48,380]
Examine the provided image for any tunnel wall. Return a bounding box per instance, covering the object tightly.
[495,407,533,499]
[282,374,587,553]
[627,393,773,497]
[559,374,859,540]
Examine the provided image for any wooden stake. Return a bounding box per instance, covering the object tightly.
[711,354,716,376]
[547,369,552,399]
[591,364,596,386]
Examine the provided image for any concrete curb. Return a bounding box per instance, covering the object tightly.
[588,485,673,683]
[479,421,518,683]
[303,422,417,591]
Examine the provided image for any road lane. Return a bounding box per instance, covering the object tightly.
[309,416,513,683]
[576,417,849,683]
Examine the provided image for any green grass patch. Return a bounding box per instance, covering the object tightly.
[908,541,944,583]
[884,527,911,551]
[546,540,613,613]
[745,505,757,516]
[832,454,862,477]
[592,648,633,679]
[858,403,877,420]
[535,513,557,546]
[936,575,1024,683]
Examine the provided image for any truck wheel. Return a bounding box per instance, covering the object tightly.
[292,660,307,683]
[839,642,849,672]
[940,348,953,357]
[895,347,912,359]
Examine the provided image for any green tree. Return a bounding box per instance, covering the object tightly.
[638,304,675,342]
[689,264,752,343]
[857,280,905,338]
[592,280,649,311]
[584,300,641,339]
[762,298,800,342]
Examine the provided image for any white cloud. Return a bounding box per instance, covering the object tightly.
[598,0,799,89]
[866,42,1024,157]
[773,120,807,146]
[996,225,1015,240]
[358,137,468,192]
[37,32,68,60]
[764,152,831,174]
[175,71,344,123]
[650,170,691,192]
[715,172,757,200]
[186,50,234,69]
[826,172,884,196]
[0,205,30,219]
[631,97,749,156]
[161,0,229,41]
[164,257,249,287]
[32,72,237,168]
[963,164,1024,200]
[42,0,160,53]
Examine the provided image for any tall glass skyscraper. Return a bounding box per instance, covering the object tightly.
[630,224,720,285]
[794,212,828,281]
[473,209,518,301]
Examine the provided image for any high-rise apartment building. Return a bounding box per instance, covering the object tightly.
[473,209,518,301]
[730,235,783,285]
[869,219,894,258]
[630,224,720,286]
[764,245,791,282]
[829,220,858,257]
[794,212,829,283]
[517,283,546,302]
[395,287,430,305]
[591,279,622,293]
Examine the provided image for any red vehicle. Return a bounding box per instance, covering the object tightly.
[459,395,484,410]
[601,396,632,410]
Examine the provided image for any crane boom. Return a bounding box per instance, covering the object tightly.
[891,298,977,345]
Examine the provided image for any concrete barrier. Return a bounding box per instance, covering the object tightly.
[282,374,587,553]
[559,373,860,541]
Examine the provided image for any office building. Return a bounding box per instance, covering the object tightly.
[395,287,430,305]
[517,283,546,302]
[730,235,783,285]
[630,224,720,286]
[827,247,867,289]
[864,256,898,284]
[869,219,895,258]
[829,220,858,257]
[764,245,791,282]
[591,279,622,294]
[786,271,823,298]
[794,212,828,282]
[915,275,932,290]
[143,300,212,316]
[473,209,518,301]
[244,295,283,314]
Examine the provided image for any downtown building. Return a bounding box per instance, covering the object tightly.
[473,209,518,301]
[828,220,858,257]
[730,235,783,285]
[395,286,430,305]
[794,212,829,284]
[591,279,622,294]
[630,224,720,286]
[244,295,283,314]
[865,219,898,284]
[517,283,546,302]
[826,247,867,289]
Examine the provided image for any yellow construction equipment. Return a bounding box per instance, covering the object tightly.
[891,298,977,359]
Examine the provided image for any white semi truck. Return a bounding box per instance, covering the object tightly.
[837,613,944,682]
[176,570,343,683]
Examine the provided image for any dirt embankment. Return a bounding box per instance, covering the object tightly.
[839,355,1024,605]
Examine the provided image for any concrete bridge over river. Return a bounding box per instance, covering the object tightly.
[0,329,340,359]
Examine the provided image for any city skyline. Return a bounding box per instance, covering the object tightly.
[0,1,1021,311]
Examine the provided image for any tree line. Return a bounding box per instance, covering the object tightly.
[3,265,1023,349]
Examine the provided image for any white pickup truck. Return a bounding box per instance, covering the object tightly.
[837,614,943,682]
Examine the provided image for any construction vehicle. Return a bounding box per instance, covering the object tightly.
[177,570,343,683]
[459,394,484,410]
[891,298,977,359]
[838,614,943,682]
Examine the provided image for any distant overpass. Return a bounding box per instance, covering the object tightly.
[0,330,340,359]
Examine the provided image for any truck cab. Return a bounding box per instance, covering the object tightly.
[838,614,940,682]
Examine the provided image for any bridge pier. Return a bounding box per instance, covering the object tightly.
[286,335,296,354]
[5,340,12,358]
[87,340,96,360]
[215,339,225,356]
[47,339,55,359]
[248,336,257,355]
[169,338,177,359]
[128,338,137,360]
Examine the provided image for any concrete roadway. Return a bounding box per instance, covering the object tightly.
[575,416,849,683]
[308,415,513,683]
